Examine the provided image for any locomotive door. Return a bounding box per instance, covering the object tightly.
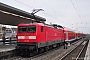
[46,31,48,42]
[45,26,48,46]
[65,32,68,41]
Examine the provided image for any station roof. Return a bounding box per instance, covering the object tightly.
[0,2,46,26]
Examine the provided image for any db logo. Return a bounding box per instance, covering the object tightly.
[25,36,29,39]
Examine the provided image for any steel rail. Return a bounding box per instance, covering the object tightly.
[60,40,86,60]
[76,40,89,60]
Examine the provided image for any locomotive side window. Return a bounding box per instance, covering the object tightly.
[41,26,43,32]
[18,26,27,32]
[27,26,36,32]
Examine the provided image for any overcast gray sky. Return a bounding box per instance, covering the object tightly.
[0,0,90,34]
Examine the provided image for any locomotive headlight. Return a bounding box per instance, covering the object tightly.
[18,36,24,39]
[29,36,36,39]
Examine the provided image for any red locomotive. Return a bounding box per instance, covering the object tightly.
[16,23,64,54]
[15,23,84,54]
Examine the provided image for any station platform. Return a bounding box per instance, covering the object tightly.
[0,42,16,52]
[84,39,90,60]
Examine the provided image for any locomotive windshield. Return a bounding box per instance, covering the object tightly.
[18,26,36,32]
[18,26,27,32]
[27,26,36,32]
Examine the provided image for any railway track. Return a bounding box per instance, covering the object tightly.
[60,39,89,60]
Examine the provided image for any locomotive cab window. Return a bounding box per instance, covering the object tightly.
[27,26,36,32]
[41,26,44,32]
[18,26,36,32]
[18,26,27,32]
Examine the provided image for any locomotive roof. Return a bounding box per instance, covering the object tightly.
[18,23,64,29]
[18,23,44,26]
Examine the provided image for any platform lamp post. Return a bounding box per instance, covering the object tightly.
[31,9,44,23]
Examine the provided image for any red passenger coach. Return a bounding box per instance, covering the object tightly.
[16,23,64,53]
[64,28,76,42]
[63,28,84,44]
[77,33,84,39]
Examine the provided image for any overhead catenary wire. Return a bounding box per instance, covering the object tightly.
[14,0,34,9]
[69,0,83,24]
[13,1,57,19]
[69,0,88,33]
[40,1,74,25]
[40,0,84,26]
[14,0,73,25]
[13,0,89,33]
[39,0,86,32]
[39,0,59,15]
[42,12,70,24]
[39,0,76,25]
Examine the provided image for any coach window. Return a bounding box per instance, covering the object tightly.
[41,26,43,32]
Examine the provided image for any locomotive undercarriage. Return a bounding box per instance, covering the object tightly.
[15,42,38,56]
[16,42,37,50]
[15,40,65,56]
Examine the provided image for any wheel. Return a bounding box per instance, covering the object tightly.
[38,48,43,53]
[45,46,49,51]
